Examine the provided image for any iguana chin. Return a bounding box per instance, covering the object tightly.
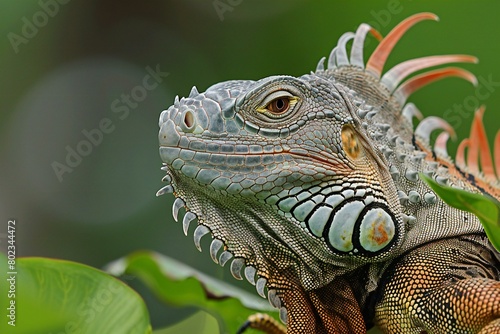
[157,13,500,333]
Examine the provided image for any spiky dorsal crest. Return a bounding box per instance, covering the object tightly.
[321,12,477,105]
[456,107,500,199]
[317,12,499,198]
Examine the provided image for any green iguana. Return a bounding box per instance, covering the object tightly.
[157,13,500,333]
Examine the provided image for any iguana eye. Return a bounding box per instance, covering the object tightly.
[256,91,299,117]
[267,97,290,114]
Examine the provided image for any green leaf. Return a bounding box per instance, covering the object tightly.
[106,250,277,334]
[0,255,152,334]
[421,174,500,252]
[152,311,219,334]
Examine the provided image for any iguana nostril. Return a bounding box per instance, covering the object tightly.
[181,110,196,132]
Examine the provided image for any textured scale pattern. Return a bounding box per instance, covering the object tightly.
[158,13,500,333]
[375,235,500,333]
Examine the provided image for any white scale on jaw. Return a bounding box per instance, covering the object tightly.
[277,187,396,255]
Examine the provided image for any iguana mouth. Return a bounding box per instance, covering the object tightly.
[286,149,352,172]
[159,144,348,174]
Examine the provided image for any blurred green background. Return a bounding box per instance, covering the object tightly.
[1,0,499,330]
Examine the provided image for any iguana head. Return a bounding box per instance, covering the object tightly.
[158,13,491,328]
[159,71,404,271]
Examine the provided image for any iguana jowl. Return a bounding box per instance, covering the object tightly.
[158,13,500,333]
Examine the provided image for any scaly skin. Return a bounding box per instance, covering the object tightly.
[158,13,500,333]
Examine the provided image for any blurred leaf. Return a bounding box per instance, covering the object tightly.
[0,255,151,334]
[421,174,500,251]
[106,250,277,334]
[152,311,219,334]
